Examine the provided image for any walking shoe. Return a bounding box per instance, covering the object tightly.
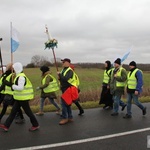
[68,118,74,122]
[55,110,61,115]
[121,104,127,111]
[142,107,147,115]
[103,105,107,109]
[59,119,68,125]
[0,124,9,132]
[105,106,113,110]
[111,112,119,116]
[15,119,25,124]
[123,114,132,119]
[36,112,44,116]
[29,126,40,131]
[78,110,84,116]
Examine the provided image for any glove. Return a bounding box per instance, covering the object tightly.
[36,87,40,91]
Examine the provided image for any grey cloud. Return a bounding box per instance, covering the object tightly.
[0,0,150,65]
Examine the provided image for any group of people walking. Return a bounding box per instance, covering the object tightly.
[0,57,147,132]
[0,62,39,131]
[99,58,147,118]
[0,58,84,131]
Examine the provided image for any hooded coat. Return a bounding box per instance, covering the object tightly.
[12,62,25,91]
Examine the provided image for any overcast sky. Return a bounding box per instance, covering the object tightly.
[0,0,150,65]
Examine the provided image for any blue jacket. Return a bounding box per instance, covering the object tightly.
[135,69,143,93]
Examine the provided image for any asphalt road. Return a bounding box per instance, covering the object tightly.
[0,103,150,150]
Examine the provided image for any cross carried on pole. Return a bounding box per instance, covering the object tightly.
[44,25,58,71]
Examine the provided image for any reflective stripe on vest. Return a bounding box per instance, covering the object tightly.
[103,69,111,84]
[116,67,126,87]
[13,73,34,100]
[4,74,13,95]
[62,67,77,87]
[127,68,139,89]
[42,74,59,93]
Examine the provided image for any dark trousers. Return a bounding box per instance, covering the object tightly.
[0,103,24,120]
[99,86,113,107]
[74,98,84,112]
[0,94,5,105]
[4,100,39,128]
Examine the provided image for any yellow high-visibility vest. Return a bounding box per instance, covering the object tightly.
[13,73,34,101]
[74,72,80,87]
[127,68,141,89]
[42,74,59,93]
[116,67,126,87]
[4,74,13,95]
[103,69,112,84]
[62,67,77,87]
[0,74,6,94]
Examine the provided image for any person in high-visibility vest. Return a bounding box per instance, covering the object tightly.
[0,63,24,123]
[70,64,84,115]
[99,60,113,110]
[110,58,127,116]
[0,62,39,132]
[58,58,78,125]
[36,65,60,116]
[123,61,146,119]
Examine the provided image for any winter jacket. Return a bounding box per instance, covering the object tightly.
[39,71,57,99]
[110,66,127,95]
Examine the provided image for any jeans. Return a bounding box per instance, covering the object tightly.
[127,93,144,115]
[113,94,126,113]
[40,97,60,112]
[61,98,73,119]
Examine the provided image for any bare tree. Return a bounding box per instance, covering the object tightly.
[31,55,52,67]
[31,55,41,67]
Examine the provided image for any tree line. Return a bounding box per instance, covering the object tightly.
[26,55,150,71]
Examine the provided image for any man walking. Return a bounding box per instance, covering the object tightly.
[110,58,127,116]
[58,58,78,125]
[123,61,146,118]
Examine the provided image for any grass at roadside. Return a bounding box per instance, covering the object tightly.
[1,96,150,115]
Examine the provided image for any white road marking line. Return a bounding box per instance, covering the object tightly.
[11,127,150,150]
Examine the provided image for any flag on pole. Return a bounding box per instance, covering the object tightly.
[11,26,19,53]
[121,51,130,63]
[121,47,132,63]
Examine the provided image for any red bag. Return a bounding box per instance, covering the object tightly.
[61,86,79,105]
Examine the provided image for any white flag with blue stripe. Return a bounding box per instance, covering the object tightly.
[11,26,19,53]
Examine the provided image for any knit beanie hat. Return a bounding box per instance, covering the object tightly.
[40,66,49,74]
[114,58,121,65]
[129,61,136,67]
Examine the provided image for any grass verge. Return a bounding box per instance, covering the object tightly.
[1,96,150,115]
